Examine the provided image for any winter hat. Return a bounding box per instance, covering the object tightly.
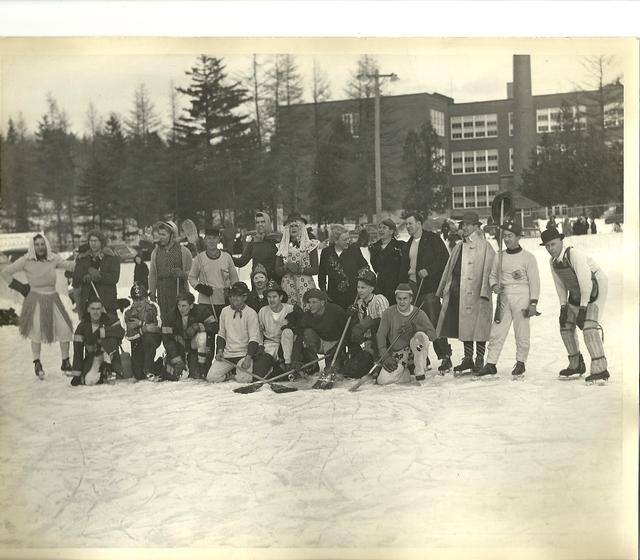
[500,221,522,236]
[461,212,481,226]
[264,280,288,301]
[303,288,327,303]
[394,283,414,297]
[539,229,565,246]
[204,227,220,237]
[154,220,179,239]
[87,229,108,248]
[380,218,397,232]
[130,282,148,300]
[229,281,251,297]
[357,268,377,288]
[284,212,307,225]
[251,263,269,282]
[176,292,195,305]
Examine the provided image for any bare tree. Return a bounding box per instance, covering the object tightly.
[85,101,103,139]
[125,84,161,142]
[578,55,623,135]
[344,54,381,99]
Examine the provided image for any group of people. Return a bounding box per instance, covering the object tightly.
[547,214,597,237]
[1,206,610,387]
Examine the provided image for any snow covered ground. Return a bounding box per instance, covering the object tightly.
[0,232,636,558]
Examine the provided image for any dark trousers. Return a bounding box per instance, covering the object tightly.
[409,282,451,359]
[131,333,161,380]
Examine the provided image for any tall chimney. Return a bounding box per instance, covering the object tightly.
[506,82,513,99]
[512,55,536,188]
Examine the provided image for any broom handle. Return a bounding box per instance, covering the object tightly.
[327,295,359,368]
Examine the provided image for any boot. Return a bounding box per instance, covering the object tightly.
[473,355,484,373]
[70,375,83,387]
[559,353,586,377]
[453,357,474,375]
[33,359,44,379]
[438,356,452,374]
[512,361,526,376]
[100,363,116,384]
[585,370,610,384]
[474,363,497,377]
[61,358,72,374]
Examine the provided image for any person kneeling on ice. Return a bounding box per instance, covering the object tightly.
[161,292,217,381]
[252,281,295,378]
[376,284,437,385]
[342,269,389,378]
[124,282,162,381]
[476,222,541,378]
[290,289,347,374]
[207,282,261,383]
[541,229,610,384]
[70,295,125,386]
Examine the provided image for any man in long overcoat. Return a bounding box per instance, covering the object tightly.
[436,212,495,374]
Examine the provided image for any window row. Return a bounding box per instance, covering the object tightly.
[536,106,587,133]
[452,185,500,209]
[450,114,498,139]
[604,102,623,128]
[451,149,499,175]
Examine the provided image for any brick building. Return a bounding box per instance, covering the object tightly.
[277,54,623,221]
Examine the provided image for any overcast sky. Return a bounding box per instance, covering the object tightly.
[0,40,628,137]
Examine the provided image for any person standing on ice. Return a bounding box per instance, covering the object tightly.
[376,284,436,385]
[436,212,495,375]
[232,211,281,282]
[207,282,261,383]
[148,220,192,322]
[475,222,541,378]
[1,233,76,379]
[275,213,320,308]
[72,229,121,315]
[252,280,296,378]
[400,211,453,373]
[540,229,610,383]
[369,218,404,307]
[70,295,125,386]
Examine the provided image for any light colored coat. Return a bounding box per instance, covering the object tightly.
[436,229,495,341]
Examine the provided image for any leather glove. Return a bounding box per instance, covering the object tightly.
[576,306,587,330]
[88,267,101,281]
[347,304,359,319]
[9,279,30,298]
[382,355,398,373]
[559,305,568,328]
[522,303,540,318]
[491,284,503,294]
[398,322,416,338]
[195,284,214,296]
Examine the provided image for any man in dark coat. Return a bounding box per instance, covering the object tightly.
[400,212,452,373]
[233,212,280,281]
[72,229,121,314]
[369,218,404,305]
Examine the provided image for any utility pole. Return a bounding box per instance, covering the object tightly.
[360,71,399,222]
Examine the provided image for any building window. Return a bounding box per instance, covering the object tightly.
[509,148,514,172]
[452,185,500,209]
[450,114,498,140]
[430,109,445,136]
[342,112,360,138]
[536,106,587,133]
[451,149,499,175]
[604,102,623,128]
[508,112,514,136]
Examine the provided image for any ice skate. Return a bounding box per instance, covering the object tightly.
[473,355,484,373]
[453,357,474,376]
[558,353,586,378]
[70,375,83,387]
[438,356,452,375]
[585,370,610,385]
[61,358,72,375]
[473,363,497,377]
[511,361,526,377]
[33,359,44,379]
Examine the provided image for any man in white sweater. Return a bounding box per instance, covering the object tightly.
[207,282,261,383]
[476,222,540,377]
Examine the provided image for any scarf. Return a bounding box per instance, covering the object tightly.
[276,222,319,258]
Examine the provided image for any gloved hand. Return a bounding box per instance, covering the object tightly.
[195,284,213,297]
[522,303,539,318]
[418,268,429,279]
[399,322,416,338]
[347,304,359,319]
[240,355,253,371]
[559,305,568,328]
[382,355,398,373]
[9,279,30,298]
[197,322,206,333]
[576,306,588,330]
[491,284,503,294]
[88,267,101,281]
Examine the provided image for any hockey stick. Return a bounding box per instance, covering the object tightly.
[311,295,359,390]
[490,192,513,324]
[220,358,297,394]
[349,277,426,392]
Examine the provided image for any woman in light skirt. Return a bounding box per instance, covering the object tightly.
[1,233,75,378]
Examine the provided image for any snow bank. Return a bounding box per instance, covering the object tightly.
[0,232,635,558]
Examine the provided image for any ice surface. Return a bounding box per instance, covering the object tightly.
[0,232,634,557]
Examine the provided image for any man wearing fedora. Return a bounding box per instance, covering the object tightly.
[540,228,609,383]
[475,221,540,377]
[400,212,453,373]
[206,281,261,383]
[436,211,495,374]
